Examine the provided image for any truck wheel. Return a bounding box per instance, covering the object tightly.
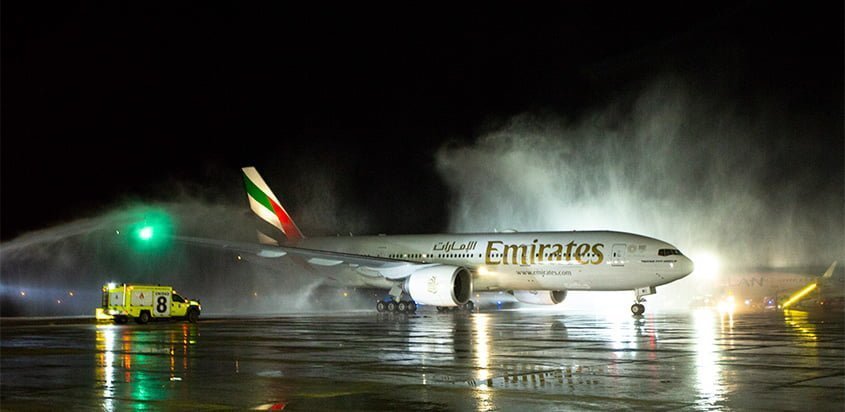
[136,311,151,324]
[187,309,199,323]
[114,316,128,325]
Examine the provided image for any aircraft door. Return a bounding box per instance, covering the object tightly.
[611,244,626,266]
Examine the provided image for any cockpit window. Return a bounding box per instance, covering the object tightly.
[658,249,682,256]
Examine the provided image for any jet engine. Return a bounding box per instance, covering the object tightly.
[512,290,567,305]
[405,266,472,307]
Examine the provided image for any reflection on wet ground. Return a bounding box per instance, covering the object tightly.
[1,309,843,410]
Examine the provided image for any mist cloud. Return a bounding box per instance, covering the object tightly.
[0,201,369,316]
[435,79,843,268]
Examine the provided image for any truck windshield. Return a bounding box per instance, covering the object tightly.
[172,294,186,303]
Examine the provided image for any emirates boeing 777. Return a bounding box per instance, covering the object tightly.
[178,167,694,315]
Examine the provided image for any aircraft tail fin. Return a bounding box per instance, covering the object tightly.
[822,261,837,279]
[241,167,305,243]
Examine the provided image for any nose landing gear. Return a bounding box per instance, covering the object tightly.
[631,286,656,315]
[631,303,645,315]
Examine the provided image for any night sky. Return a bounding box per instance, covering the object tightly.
[2,2,842,241]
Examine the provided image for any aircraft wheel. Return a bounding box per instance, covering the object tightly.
[387,301,397,312]
[376,301,386,312]
[436,306,445,313]
[464,301,475,312]
[408,301,417,313]
[631,303,645,315]
[397,301,408,313]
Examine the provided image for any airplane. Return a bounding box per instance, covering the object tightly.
[177,167,695,315]
[703,262,840,313]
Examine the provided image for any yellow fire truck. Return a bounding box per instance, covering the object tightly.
[97,283,201,324]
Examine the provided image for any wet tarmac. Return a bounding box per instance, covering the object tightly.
[1,309,843,411]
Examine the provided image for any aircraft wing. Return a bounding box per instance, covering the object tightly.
[174,235,435,280]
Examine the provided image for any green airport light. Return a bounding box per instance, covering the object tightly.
[124,208,173,251]
[138,226,154,240]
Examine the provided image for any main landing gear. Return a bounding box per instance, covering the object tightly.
[376,300,417,313]
[436,301,475,313]
[377,286,418,314]
[631,286,656,315]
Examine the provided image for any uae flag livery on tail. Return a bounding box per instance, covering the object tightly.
[241,167,304,244]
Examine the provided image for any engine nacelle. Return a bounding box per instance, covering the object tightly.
[405,266,472,307]
[513,290,567,305]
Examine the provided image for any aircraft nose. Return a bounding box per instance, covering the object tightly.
[679,256,695,277]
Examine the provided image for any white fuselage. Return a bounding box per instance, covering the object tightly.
[292,231,694,292]
[720,272,815,301]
